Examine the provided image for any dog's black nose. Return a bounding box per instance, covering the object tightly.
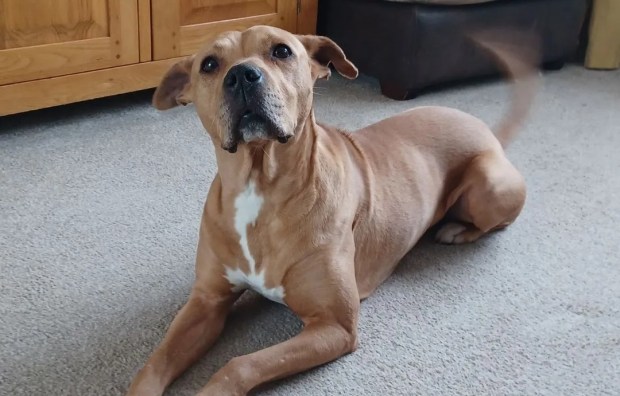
[224,63,263,93]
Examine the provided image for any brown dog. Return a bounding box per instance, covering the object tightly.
[127,26,537,396]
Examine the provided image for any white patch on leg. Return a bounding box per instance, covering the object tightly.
[435,222,468,244]
[224,180,286,305]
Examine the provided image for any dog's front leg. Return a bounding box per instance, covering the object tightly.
[197,321,356,396]
[127,287,236,396]
[196,257,360,396]
[127,246,238,396]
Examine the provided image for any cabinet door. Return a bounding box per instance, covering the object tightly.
[151,0,298,60]
[0,0,139,85]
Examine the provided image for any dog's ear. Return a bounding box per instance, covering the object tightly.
[297,35,358,80]
[152,55,195,110]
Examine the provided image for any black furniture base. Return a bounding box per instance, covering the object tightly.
[318,0,588,100]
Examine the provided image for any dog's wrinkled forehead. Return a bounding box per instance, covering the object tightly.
[193,26,305,73]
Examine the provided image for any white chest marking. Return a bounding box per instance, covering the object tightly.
[224,181,286,305]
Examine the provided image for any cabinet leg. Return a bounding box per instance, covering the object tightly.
[380,81,417,100]
[585,0,620,69]
[543,60,566,70]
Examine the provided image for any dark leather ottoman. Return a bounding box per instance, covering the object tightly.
[318,0,588,100]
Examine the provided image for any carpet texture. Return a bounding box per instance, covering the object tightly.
[1,66,619,396]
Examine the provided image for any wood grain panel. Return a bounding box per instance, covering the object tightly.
[297,0,318,35]
[138,0,152,62]
[151,0,181,59]
[0,0,139,85]
[180,14,281,55]
[0,37,114,85]
[180,0,276,25]
[109,0,140,64]
[0,1,5,50]
[152,0,297,60]
[277,0,297,33]
[0,0,109,49]
[0,57,183,115]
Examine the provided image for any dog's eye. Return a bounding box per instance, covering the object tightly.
[272,44,293,59]
[200,56,219,73]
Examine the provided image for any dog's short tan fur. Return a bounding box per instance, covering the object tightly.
[127,26,536,396]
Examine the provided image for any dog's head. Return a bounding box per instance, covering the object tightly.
[153,26,358,153]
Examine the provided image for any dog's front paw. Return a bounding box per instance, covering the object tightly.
[435,222,484,244]
[196,382,245,396]
[196,365,247,396]
[126,370,165,396]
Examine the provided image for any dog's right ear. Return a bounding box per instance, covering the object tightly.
[152,55,195,110]
[297,35,358,80]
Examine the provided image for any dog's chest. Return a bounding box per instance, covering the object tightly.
[224,181,286,305]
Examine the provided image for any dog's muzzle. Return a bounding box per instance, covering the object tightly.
[222,62,290,153]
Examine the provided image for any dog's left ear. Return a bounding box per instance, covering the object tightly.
[297,35,358,80]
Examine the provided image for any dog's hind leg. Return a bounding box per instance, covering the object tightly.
[436,152,526,244]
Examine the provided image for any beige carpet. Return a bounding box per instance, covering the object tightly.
[1,66,619,395]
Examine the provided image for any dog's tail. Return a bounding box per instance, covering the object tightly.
[471,30,541,148]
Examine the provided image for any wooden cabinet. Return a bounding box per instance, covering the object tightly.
[0,0,139,85]
[0,0,317,115]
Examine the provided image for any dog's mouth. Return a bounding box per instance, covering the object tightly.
[237,110,270,139]
[223,108,291,153]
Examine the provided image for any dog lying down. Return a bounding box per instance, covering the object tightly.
[127,26,539,396]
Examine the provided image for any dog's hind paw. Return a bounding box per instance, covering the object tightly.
[435,222,484,244]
